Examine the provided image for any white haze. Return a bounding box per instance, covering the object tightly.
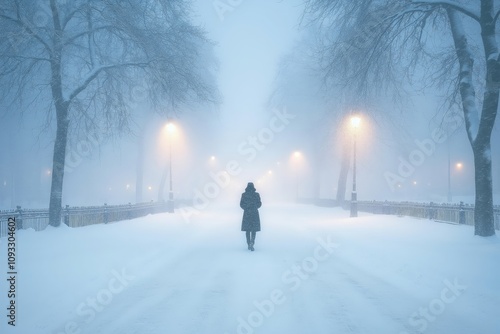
[0,0,499,210]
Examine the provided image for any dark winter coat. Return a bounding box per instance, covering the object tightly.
[240,189,262,232]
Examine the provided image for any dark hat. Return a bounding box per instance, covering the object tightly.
[245,182,256,192]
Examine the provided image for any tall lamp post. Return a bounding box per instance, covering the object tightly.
[166,122,176,213]
[350,116,361,217]
[450,162,463,202]
[447,143,452,202]
[293,151,302,201]
[447,144,464,203]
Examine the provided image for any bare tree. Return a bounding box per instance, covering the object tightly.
[269,27,338,202]
[304,0,499,236]
[0,0,219,226]
[270,26,396,206]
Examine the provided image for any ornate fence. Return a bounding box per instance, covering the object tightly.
[0,201,178,237]
[302,198,500,230]
[351,200,500,230]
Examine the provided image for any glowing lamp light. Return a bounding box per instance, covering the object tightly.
[456,162,463,169]
[166,122,176,133]
[351,116,361,129]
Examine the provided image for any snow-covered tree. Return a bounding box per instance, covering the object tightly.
[304,0,498,236]
[0,0,219,226]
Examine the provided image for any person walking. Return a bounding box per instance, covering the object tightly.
[240,182,262,251]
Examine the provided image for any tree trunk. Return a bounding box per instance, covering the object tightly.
[336,135,350,205]
[48,105,69,227]
[472,140,495,236]
[158,163,168,202]
[47,0,69,227]
[474,0,500,236]
[447,7,497,236]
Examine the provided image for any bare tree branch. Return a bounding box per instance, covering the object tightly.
[67,61,150,102]
[411,0,481,22]
[0,13,52,54]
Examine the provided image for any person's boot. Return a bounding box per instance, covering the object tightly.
[250,232,255,251]
[246,233,251,250]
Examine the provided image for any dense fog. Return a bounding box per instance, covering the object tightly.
[1,0,499,210]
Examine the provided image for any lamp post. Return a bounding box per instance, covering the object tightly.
[350,116,361,217]
[293,151,301,201]
[447,143,464,203]
[447,144,452,202]
[449,162,463,202]
[166,122,176,212]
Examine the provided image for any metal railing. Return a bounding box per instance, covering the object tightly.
[0,201,179,237]
[351,200,499,230]
[299,198,500,230]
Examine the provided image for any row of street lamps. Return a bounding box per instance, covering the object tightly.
[161,118,361,212]
[34,111,466,219]
[69,116,465,215]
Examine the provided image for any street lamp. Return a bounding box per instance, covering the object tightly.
[166,121,176,212]
[448,161,464,202]
[293,151,302,201]
[447,147,452,202]
[350,116,361,217]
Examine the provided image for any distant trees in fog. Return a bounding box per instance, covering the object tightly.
[0,0,219,225]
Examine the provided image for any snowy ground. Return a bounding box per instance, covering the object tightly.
[1,203,499,334]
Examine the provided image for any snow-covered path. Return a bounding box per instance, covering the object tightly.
[1,203,499,334]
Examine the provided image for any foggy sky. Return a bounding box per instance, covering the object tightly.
[0,0,499,209]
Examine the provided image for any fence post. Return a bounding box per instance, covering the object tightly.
[383,200,390,215]
[128,202,132,220]
[459,201,465,225]
[104,203,108,224]
[64,205,70,226]
[15,205,23,230]
[428,202,436,220]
